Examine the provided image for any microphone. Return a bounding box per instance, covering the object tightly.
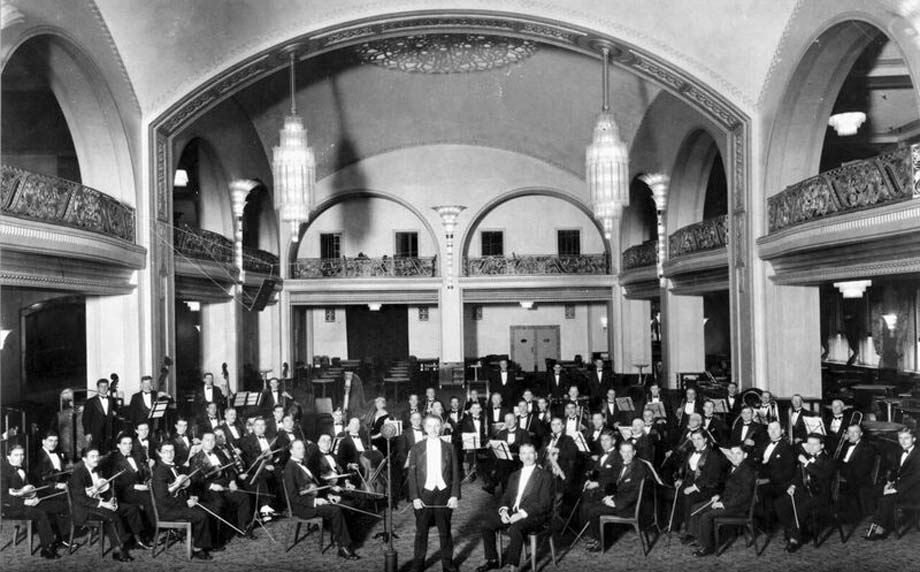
[381,422,398,441]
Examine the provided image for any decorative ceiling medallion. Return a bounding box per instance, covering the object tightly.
[356,34,537,74]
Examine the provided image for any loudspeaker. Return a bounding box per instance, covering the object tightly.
[247,279,276,312]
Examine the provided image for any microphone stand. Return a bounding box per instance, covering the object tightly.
[378,432,398,572]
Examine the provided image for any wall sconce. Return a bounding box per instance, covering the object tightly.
[0,329,13,350]
[828,112,866,136]
[833,280,872,298]
[600,316,608,329]
[519,301,534,310]
[703,317,710,326]
[186,301,201,312]
[173,168,189,187]
[368,303,382,311]
[882,313,898,330]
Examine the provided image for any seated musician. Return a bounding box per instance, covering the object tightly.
[316,434,353,486]
[2,443,70,559]
[584,412,608,458]
[368,396,392,452]
[581,438,649,552]
[642,382,671,421]
[540,418,578,500]
[865,427,919,541]
[274,413,302,466]
[213,428,248,482]
[171,417,199,466]
[534,397,552,430]
[488,392,510,437]
[191,431,256,543]
[283,439,360,560]
[675,387,702,430]
[675,430,724,536]
[239,417,281,521]
[218,407,246,447]
[31,431,71,492]
[485,412,532,495]
[70,445,143,561]
[686,444,755,556]
[756,421,796,527]
[729,406,765,454]
[601,387,627,428]
[640,408,667,466]
[446,397,464,431]
[756,390,780,425]
[460,402,489,467]
[824,399,852,456]
[476,443,554,572]
[664,413,705,476]
[465,389,487,412]
[108,433,155,546]
[626,418,654,462]
[401,393,422,427]
[431,401,448,427]
[725,382,742,427]
[152,441,214,560]
[701,400,729,446]
[563,401,586,437]
[423,387,438,415]
[786,394,814,446]
[197,402,222,438]
[132,421,158,467]
[520,390,536,416]
[336,417,376,474]
[265,404,285,440]
[516,399,545,450]
[837,423,876,521]
[774,432,835,552]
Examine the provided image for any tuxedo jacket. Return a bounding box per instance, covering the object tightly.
[494,427,531,456]
[545,372,576,400]
[31,448,69,486]
[1,463,32,511]
[539,433,578,483]
[486,405,511,429]
[82,395,117,443]
[838,439,876,488]
[674,400,703,428]
[335,432,371,467]
[625,434,654,463]
[681,447,724,492]
[406,439,461,500]
[260,390,289,416]
[889,447,920,502]
[720,462,756,514]
[583,427,607,457]
[171,434,194,466]
[786,408,816,443]
[724,394,743,423]
[151,461,192,513]
[195,385,227,414]
[498,465,554,522]
[106,450,151,501]
[197,415,224,439]
[792,452,836,500]
[132,437,158,465]
[600,401,629,427]
[217,421,246,447]
[824,410,854,453]
[128,390,161,426]
[592,449,623,494]
[69,462,115,524]
[585,369,615,400]
[282,459,325,512]
[459,415,489,446]
[609,459,649,514]
[489,369,520,405]
[701,416,729,446]
[189,448,236,489]
[239,433,280,467]
[730,421,766,452]
[757,439,797,486]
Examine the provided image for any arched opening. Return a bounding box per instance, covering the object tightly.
[173,137,233,237]
[668,129,724,230]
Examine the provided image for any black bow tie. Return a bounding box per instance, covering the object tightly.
[834,416,843,420]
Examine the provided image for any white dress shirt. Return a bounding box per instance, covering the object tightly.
[830,415,843,434]
[351,434,365,452]
[683,401,695,415]
[762,440,779,464]
[143,391,153,410]
[500,371,509,385]
[689,451,702,472]
[100,397,109,415]
[423,438,447,491]
[257,436,269,452]
[565,418,579,435]
[204,386,214,402]
[901,446,914,468]
[513,464,536,513]
[740,424,750,443]
[45,449,62,471]
[127,456,139,472]
[843,441,858,463]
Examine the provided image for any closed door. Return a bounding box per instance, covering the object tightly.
[510,325,560,372]
[510,326,536,372]
[534,326,560,372]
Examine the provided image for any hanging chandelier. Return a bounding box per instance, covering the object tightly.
[586,45,630,240]
[272,52,315,241]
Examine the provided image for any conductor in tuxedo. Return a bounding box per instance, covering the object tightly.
[83,378,118,453]
[476,443,554,571]
[407,415,461,572]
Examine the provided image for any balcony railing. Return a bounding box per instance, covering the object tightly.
[243,247,279,275]
[622,241,657,270]
[173,224,233,264]
[668,215,729,259]
[464,254,608,276]
[767,144,918,233]
[293,256,438,278]
[1,165,135,242]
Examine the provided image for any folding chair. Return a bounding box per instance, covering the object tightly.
[281,478,326,553]
[0,518,34,554]
[599,478,655,556]
[149,487,193,559]
[66,485,107,557]
[714,480,761,555]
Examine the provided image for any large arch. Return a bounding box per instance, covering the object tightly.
[2,32,135,207]
[290,188,442,265]
[668,129,723,230]
[458,187,612,262]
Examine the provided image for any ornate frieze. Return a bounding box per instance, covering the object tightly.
[356,34,537,74]
[0,165,135,243]
[173,224,234,264]
[668,215,729,260]
[464,254,608,276]
[243,247,280,275]
[767,145,917,233]
[622,241,657,270]
[293,256,438,279]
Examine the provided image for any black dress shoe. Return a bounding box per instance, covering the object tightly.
[785,540,802,554]
[40,548,61,560]
[337,546,360,560]
[210,544,226,552]
[135,538,154,550]
[113,549,134,562]
[482,485,496,495]
[693,548,714,557]
[476,560,501,572]
[192,550,213,560]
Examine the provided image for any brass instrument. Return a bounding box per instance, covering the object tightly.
[834,410,863,459]
[545,444,566,481]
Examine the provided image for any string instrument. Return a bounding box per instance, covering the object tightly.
[222,444,246,475]
[204,459,236,479]
[298,483,332,496]
[246,437,283,486]
[168,467,201,496]
[834,410,863,459]
[86,469,126,498]
[343,373,353,416]
[156,356,174,392]
[545,445,566,481]
[12,484,52,499]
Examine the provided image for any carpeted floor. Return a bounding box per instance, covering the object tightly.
[1,480,917,572]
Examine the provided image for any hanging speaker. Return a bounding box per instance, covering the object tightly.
[248,279,276,312]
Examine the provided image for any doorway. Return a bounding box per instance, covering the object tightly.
[510,325,560,372]
[346,305,409,361]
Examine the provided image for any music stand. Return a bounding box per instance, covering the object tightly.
[148,399,170,434]
[233,392,262,417]
[712,399,729,414]
[645,402,667,419]
[615,397,635,412]
[803,416,826,435]
[489,440,512,461]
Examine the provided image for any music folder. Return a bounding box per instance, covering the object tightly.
[572,431,590,453]
[617,426,632,441]
[615,397,635,412]
[462,432,481,450]
[232,392,261,408]
[712,399,729,414]
[489,440,512,460]
[148,399,170,420]
[645,402,667,419]
[802,416,826,435]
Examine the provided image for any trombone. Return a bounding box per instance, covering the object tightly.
[834,410,863,459]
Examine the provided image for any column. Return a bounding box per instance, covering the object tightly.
[200,301,241,391]
[433,206,466,364]
[85,294,142,397]
[661,293,705,387]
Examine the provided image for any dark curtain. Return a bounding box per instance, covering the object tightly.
[346,305,409,361]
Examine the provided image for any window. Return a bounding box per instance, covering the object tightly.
[557,229,581,257]
[418,306,429,321]
[395,232,419,258]
[320,233,341,259]
[481,231,504,257]
[324,308,336,322]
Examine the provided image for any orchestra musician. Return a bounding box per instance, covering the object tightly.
[601,388,628,428]
[261,377,291,416]
[724,382,742,427]
[82,378,118,453]
[218,406,246,447]
[774,432,835,552]
[540,418,578,498]
[824,399,853,457]
[700,400,729,446]
[476,443,553,572]
[756,390,780,425]
[406,415,460,572]
[625,418,654,462]
[563,401,586,437]
[2,443,70,559]
[865,427,919,541]
[786,394,815,446]
[195,372,228,417]
[239,417,281,521]
[641,381,672,423]
[729,406,766,454]
[584,412,609,458]
[674,387,703,431]
[31,431,71,491]
[368,396,393,453]
[190,431,256,542]
[581,438,649,552]
[170,417,199,466]
[132,421,158,467]
[516,398,545,449]
[488,358,519,407]
[686,444,755,557]
[485,412,532,495]
[197,402,223,437]
[423,387,439,416]
[460,402,489,479]
[674,430,724,536]
[151,441,214,560]
[265,404,285,440]
[756,421,797,528]
[401,393,422,427]
[69,445,142,561]
[545,363,571,402]
[127,375,159,427]
[107,433,155,545]
[488,392,510,437]
[836,424,876,521]
[586,357,615,410]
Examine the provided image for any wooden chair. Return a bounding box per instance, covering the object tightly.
[0,518,35,554]
[66,485,107,557]
[281,478,325,553]
[498,495,559,572]
[149,487,193,559]
[894,500,920,538]
[714,480,761,555]
[599,478,654,556]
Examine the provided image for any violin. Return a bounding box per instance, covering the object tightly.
[12,484,51,499]
[168,467,201,496]
[86,469,126,498]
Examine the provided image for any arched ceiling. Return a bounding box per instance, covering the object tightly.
[226,42,660,179]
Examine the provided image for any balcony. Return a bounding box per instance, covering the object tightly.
[173,224,233,264]
[464,254,608,276]
[292,256,438,279]
[243,247,279,275]
[622,241,657,271]
[759,146,920,284]
[664,215,729,294]
[668,215,728,260]
[0,165,145,295]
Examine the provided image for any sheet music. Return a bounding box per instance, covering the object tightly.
[489,440,512,460]
[645,402,666,419]
[617,426,632,441]
[802,416,826,435]
[615,397,635,411]
[462,432,481,450]
[712,399,728,414]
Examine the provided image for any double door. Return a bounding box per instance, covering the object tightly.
[510,325,560,372]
